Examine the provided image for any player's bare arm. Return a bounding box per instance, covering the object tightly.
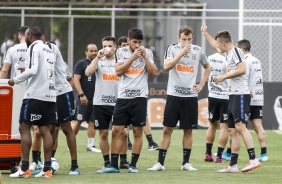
[73,74,88,106]
[0,62,11,79]
[164,45,190,72]
[194,63,211,93]
[201,25,222,54]
[213,62,246,84]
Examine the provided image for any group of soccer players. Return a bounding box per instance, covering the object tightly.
[0,24,267,178]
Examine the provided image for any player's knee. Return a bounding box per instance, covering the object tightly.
[99,130,108,140]
[121,128,129,137]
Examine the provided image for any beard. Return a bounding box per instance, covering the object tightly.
[26,39,31,48]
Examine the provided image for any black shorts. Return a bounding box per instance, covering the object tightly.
[208,97,229,123]
[93,105,114,130]
[75,97,94,123]
[228,94,251,128]
[56,91,75,124]
[19,99,57,127]
[249,106,263,120]
[112,97,147,127]
[163,95,198,129]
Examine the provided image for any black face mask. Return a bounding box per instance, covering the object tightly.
[26,39,31,48]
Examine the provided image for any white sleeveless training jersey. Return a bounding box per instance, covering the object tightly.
[93,57,119,106]
[164,43,208,97]
[115,46,154,99]
[14,40,56,102]
[208,53,229,99]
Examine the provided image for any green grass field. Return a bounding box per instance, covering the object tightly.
[2,130,282,184]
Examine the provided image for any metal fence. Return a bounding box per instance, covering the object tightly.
[0,1,281,82]
[242,0,282,82]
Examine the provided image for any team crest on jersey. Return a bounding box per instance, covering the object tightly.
[77,114,83,121]
[193,47,199,51]
[95,120,99,127]
[138,57,144,62]
[191,53,197,60]
[223,113,228,120]
[122,47,129,52]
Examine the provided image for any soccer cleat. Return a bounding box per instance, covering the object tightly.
[9,168,31,178]
[204,154,214,162]
[69,168,80,176]
[120,161,130,169]
[31,169,42,175]
[128,142,132,150]
[86,146,101,152]
[148,142,159,151]
[148,162,165,171]
[222,152,231,161]
[241,158,261,173]
[29,162,42,171]
[258,153,268,162]
[181,163,197,171]
[214,156,224,163]
[102,161,111,169]
[128,166,139,173]
[35,170,52,178]
[97,166,120,174]
[217,164,239,173]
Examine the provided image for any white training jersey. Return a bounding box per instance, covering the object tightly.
[245,53,264,106]
[46,42,73,96]
[65,62,72,79]
[115,46,154,99]
[225,47,250,95]
[13,40,56,102]
[93,57,119,106]
[208,53,229,99]
[4,42,27,78]
[164,43,208,97]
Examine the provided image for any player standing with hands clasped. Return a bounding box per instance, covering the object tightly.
[148,26,210,171]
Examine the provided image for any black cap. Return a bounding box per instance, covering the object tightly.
[18,26,29,35]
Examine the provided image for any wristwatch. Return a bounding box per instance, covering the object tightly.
[79,93,85,97]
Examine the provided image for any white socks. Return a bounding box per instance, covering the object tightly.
[88,138,94,148]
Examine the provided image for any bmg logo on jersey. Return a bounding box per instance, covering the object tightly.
[30,114,42,121]
[176,64,194,73]
[125,68,144,75]
[102,73,119,81]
